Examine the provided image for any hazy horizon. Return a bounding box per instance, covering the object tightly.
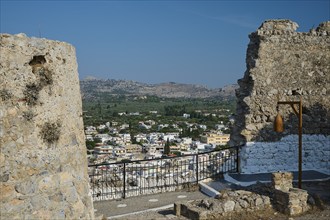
[80,74,239,89]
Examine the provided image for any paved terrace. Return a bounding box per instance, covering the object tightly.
[94,170,329,219]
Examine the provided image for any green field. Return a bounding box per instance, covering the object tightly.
[83,94,236,132]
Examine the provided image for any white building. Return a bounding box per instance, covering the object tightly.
[85,126,97,135]
[158,124,169,130]
[181,137,192,145]
[120,123,130,130]
[162,132,179,141]
[138,122,151,130]
[215,124,226,130]
[183,113,190,118]
[113,146,126,156]
[135,133,147,143]
[86,135,94,141]
[199,124,207,130]
[97,124,107,131]
[94,134,111,143]
[93,145,113,155]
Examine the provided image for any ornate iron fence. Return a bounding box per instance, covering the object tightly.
[88,146,240,201]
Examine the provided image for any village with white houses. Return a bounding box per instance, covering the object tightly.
[85,111,233,165]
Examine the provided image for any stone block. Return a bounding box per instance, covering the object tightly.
[223,200,235,212]
[174,202,181,216]
[274,188,309,216]
[272,172,293,192]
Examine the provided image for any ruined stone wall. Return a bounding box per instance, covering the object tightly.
[230,20,330,174]
[0,34,94,219]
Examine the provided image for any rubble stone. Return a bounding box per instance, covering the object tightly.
[175,189,271,219]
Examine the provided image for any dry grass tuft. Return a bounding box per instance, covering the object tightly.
[22,110,35,121]
[23,83,41,106]
[0,89,12,101]
[40,121,62,144]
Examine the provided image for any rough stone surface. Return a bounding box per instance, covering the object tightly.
[0,33,94,219]
[272,172,293,192]
[175,189,271,219]
[230,19,330,174]
[274,188,309,216]
[272,172,309,216]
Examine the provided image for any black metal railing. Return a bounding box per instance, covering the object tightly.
[88,146,240,201]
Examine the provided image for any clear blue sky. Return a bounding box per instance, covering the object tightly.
[1,0,329,88]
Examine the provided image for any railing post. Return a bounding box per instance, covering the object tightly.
[236,145,239,173]
[123,163,126,199]
[196,154,199,184]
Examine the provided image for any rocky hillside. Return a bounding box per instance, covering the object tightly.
[80,78,237,100]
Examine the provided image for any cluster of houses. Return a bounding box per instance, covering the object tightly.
[86,112,234,200]
[86,119,231,165]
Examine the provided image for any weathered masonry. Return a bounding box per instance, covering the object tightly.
[230,20,330,174]
[0,34,94,219]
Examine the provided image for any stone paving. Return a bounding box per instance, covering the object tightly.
[94,189,209,219]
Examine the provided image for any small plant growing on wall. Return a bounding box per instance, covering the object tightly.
[22,110,35,121]
[38,66,53,87]
[40,121,62,144]
[23,83,41,106]
[24,55,55,105]
[0,89,12,101]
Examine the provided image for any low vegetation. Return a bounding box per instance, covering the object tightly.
[83,95,235,126]
[40,121,62,144]
[0,89,12,101]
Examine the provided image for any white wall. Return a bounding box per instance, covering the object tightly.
[239,135,330,175]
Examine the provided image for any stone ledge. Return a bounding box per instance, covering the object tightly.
[199,182,220,198]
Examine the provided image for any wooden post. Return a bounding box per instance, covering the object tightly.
[298,96,302,189]
[276,97,303,189]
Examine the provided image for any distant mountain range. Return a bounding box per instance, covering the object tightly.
[80,77,238,100]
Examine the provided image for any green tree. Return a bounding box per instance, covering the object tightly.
[98,127,109,134]
[85,140,96,150]
[215,144,229,151]
[164,138,170,155]
[121,159,131,163]
[131,133,138,144]
[172,151,181,156]
[86,138,102,150]
[97,100,102,115]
